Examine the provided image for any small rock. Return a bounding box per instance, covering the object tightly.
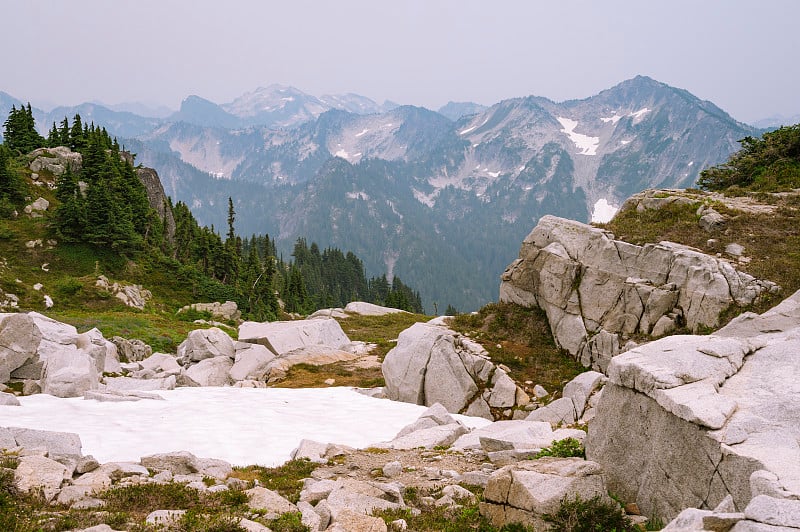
[533,385,549,398]
[725,242,745,257]
[325,378,336,385]
[383,461,403,478]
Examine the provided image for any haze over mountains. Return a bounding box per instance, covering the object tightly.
[0,77,764,312]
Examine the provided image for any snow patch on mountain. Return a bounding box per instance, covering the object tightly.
[557,117,600,155]
[591,198,619,223]
[168,137,242,179]
[346,191,369,200]
[630,107,650,124]
[412,188,438,207]
[601,114,623,124]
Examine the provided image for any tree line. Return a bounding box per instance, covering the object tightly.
[1,106,425,318]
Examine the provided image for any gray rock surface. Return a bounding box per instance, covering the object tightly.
[28,146,82,175]
[179,301,241,321]
[344,301,408,316]
[245,486,298,517]
[135,167,177,244]
[110,336,152,362]
[0,313,43,382]
[183,356,233,387]
[14,454,68,501]
[177,327,235,363]
[382,322,527,418]
[41,347,99,398]
[499,215,778,369]
[239,318,351,355]
[586,289,800,522]
[229,342,276,381]
[480,457,610,529]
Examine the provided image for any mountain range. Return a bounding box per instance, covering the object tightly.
[0,77,763,312]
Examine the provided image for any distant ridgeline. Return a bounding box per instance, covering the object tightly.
[0,105,424,317]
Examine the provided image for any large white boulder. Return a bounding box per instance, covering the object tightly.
[229,342,276,382]
[383,322,501,415]
[14,455,68,501]
[585,289,800,521]
[177,327,235,362]
[183,356,233,387]
[500,215,778,370]
[344,301,408,316]
[76,327,121,374]
[0,313,42,382]
[41,346,99,398]
[238,318,350,355]
[480,458,611,529]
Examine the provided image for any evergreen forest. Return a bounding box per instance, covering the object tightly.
[1,105,424,319]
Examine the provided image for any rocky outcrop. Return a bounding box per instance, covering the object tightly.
[95,276,152,310]
[309,301,410,319]
[1,312,121,398]
[382,321,530,419]
[178,301,241,322]
[135,167,176,244]
[239,318,351,355]
[500,215,778,371]
[480,458,611,530]
[585,289,800,523]
[28,146,82,175]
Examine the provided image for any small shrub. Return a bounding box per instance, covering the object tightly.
[54,276,84,297]
[542,495,636,532]
[179,510,247,531]
[233,459,319,504]
[268,511,309,532]
[534,438,585,459]
[177,307,214,322]
[101,481,202,514]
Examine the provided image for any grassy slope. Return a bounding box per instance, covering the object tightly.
[601,192,800,318]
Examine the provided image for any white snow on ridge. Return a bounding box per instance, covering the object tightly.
[591,198,619,223]
[334,149,349,159]
[601,114,623,124]
[459,125,477,135]
[0,388,491,467]
[630,107,650,120]
[557,117,600,156]
[346,191,369,200]
[355,128,369,137]
[487,171,500,178]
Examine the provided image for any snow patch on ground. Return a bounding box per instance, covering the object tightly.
[0,388,491,467]
[459,125,477,135]
[355,129,369,137]
[487,171,500,178]
[620,139,632,145]
[591,198,619,223]
[557,117,600,156]
[334,149,349,159]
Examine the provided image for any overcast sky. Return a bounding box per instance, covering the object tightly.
[2,0,797,123]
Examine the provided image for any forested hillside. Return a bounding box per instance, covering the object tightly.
[1,105,424,319]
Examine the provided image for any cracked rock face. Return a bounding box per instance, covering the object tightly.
[381,321,528,419]
[499,215,778,371]
[585,289,800,522]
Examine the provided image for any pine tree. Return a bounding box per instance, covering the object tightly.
[53,167,86,240]
[59,117,70,146]
[2,104,45,154]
